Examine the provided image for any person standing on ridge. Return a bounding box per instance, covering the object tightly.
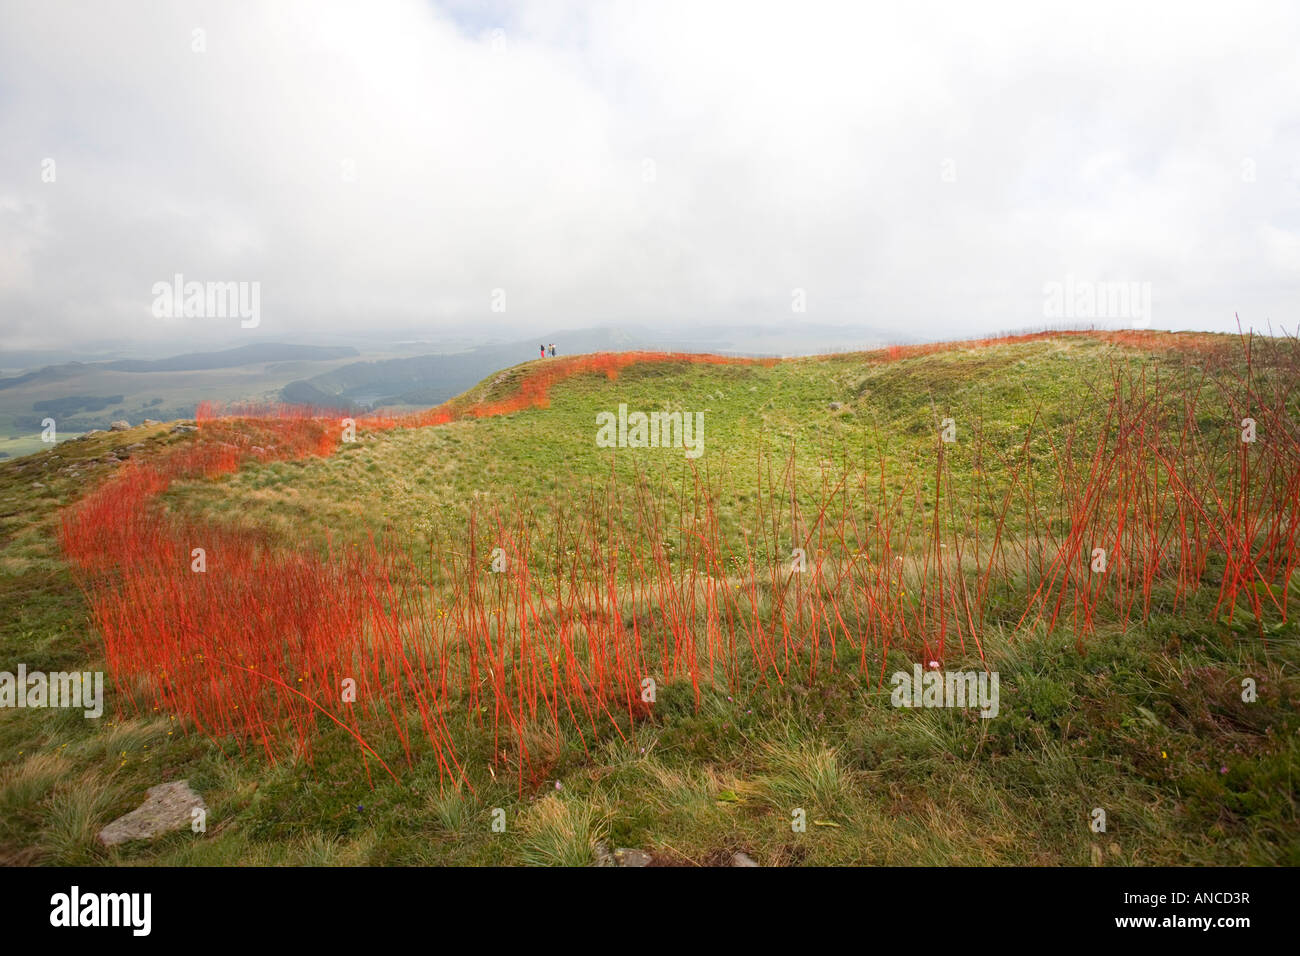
[540,344,546,359]
[549,344,556,357]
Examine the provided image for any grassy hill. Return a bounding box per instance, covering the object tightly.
[2,330,1297,866]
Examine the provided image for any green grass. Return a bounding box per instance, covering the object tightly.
[0,332,1296,865]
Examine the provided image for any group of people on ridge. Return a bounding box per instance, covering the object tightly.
[539,343,556,358]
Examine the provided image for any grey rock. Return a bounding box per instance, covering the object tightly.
[592,841,615,867]
[732,851,759,867]
[109,420,130,431]
[614,847,652,867]
[142,419,160,426]
[828,402,843,411]
[170,424,197,434]
[98,780,206,847]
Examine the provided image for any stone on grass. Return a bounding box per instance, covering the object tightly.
[732,851,759,867]
[109,420,130,431]
[614,847,652,867]
[98,781,206,847]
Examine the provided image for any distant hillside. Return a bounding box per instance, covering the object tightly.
[283,325,878,409]
[0,363,87,391]
[287,329,650,409]
[0,343,368,455]
[31,394,125,416]
[0,344,360,388]
[101,343,359,372]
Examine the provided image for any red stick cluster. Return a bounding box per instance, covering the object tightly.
[59,335,1298,790]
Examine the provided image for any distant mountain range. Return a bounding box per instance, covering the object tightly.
[0,343,358,389]
[281,324,891,410]
[286,329,652,410]
[99,343,359,372]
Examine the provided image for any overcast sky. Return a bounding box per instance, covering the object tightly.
[1,0,1297,351]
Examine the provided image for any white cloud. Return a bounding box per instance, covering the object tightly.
[0,0,1296,349]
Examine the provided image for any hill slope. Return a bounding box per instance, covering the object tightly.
[3,330,1297,866]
